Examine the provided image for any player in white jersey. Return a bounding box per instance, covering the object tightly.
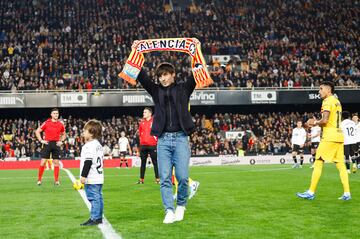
[291,120,307,168]
[309,123,321,168]
[79,119,104,226]
[341,111,358,173]
[352,113,360,172]
[118,131,132,168]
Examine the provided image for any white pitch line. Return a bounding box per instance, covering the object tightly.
[63,168,122,239]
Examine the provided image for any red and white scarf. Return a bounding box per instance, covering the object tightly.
[119,38,213,88]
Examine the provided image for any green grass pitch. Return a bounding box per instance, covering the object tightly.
[0,164,359,239]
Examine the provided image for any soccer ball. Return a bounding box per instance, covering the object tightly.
[73,180,84,190]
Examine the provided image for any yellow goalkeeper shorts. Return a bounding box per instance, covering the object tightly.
[315,141,344,163]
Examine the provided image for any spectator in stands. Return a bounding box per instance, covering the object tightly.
[111,144,120,158]
[0,0,359,90]
[14,147,20,159]
[103,143,111,157]
[0,110,351,158]
[0,146,3,160]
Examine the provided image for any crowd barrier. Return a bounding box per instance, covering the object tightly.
[0,154,312,170]
[1,89,360,108]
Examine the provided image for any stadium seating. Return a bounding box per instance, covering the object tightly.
[0,112,320,159]
[0,0,358,91]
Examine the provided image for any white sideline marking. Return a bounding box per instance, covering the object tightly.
[63,168,122,239]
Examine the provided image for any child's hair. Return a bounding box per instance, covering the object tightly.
[156,62,175,77]
[84,119,102,140]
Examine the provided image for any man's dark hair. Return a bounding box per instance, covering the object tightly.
[297,119,303,123]
[320,81,335,94]
[84,119,102,140]
[144,107,153,114]
[156,62,175,77]
[51,108,59,113]
[342,111,350,120]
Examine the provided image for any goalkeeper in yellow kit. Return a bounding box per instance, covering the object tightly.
[297,81,351,200]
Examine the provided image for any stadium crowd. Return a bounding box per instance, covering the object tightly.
[0,111,319,159]
[0,0,359,91]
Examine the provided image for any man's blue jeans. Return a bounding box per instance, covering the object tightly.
[85,184,103,220]
[157,131,191,212]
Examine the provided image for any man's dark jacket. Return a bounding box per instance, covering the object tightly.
[137,70,196,137]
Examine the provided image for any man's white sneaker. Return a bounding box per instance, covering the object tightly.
[174,206,186,222]
[163,210,175,224]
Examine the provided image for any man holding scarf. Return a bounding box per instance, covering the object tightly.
[136,62,196,224]
[120,38,212,224]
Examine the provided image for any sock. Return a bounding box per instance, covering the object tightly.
[307,190,315,195]
[309,159,324,193]
[54,166,60,182]
[38,165,45,181]
[352,153,358,162]
[293,156,297,164]
[300,156,304,165]
[345,159,350,170]
[311,154,315,164]
[140,178,144,182]
[336,162,350,193]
